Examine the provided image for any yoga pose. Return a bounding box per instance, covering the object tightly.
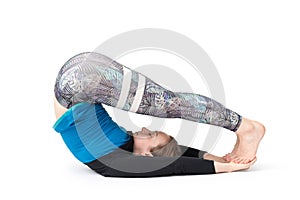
[53,52,265,177]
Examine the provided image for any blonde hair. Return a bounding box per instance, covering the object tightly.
[151,136,182,157]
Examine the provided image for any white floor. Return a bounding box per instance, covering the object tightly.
[1,1,299,199]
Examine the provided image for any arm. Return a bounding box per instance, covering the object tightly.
[179,145,227,163]
[179,145,207,158]
[86,154,216,178]
[85,144,256,178]
[86,154,256,178]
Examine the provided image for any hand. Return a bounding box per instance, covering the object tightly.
[214,158,257,173]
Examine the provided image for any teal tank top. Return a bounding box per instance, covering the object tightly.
[53,103,130,163]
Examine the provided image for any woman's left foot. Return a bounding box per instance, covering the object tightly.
[224,118,265,163]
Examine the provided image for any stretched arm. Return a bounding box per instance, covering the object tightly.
[86,155,216,178]
[86,151,256,178]
[179,145,207,158]
[179,145,227,163]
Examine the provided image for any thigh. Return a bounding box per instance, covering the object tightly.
[54,52,124,108]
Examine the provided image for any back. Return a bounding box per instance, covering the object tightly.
[53,103,130,163]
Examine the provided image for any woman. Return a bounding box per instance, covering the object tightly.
[53,52,264,177]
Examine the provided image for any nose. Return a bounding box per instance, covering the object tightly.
[141,127,148,133]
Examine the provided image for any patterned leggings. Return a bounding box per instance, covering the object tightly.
[54,52,242,132]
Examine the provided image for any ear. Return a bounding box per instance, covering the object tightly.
[144,152,154,157]
[133,152,154,157]
[140,152,153,157]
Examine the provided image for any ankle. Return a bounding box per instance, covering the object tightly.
[236,118,255,135]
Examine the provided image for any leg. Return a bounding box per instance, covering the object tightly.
[54,52,241,131]
[136,80,242,132]
[136,72,265,163]
[54,52,124,109]
[54,52,264,162]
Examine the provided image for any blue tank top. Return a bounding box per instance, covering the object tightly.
[53,103,130,163]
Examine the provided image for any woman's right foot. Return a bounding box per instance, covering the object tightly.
[224,118,265,163]
[223,137,239,161]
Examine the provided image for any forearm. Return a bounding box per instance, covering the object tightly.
[203,153,227,163]
[179,145,207,158]
[86,155,216,178]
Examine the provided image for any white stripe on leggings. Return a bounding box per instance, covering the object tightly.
[129,74,146,113]
[116,67,132,109]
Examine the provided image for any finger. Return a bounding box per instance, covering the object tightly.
[222,153,230,159]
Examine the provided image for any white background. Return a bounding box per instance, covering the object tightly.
[1,0,299,199]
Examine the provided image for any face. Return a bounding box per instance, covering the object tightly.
[132,127,171,156]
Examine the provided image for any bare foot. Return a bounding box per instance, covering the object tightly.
[225,118,265,163]
[223,137,240,161]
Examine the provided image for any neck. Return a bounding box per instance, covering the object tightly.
[133,142,150,155]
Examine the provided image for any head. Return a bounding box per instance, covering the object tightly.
[132,127,182,157]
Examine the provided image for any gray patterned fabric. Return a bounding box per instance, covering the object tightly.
[54,52,241,132]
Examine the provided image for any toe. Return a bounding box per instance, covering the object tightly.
[224,154,236,162]
[232,158,242,164]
